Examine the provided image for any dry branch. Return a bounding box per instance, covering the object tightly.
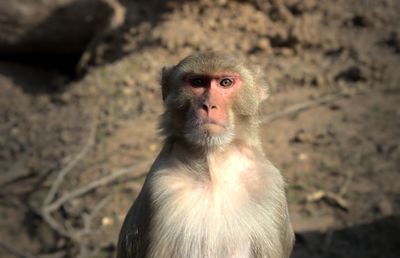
[0,165,30,186]
[82,195,112,234]
[43,113,98,206]
[306,190,349,211]
[37,104,152,248]
[261,89,363,124]
[40,210,71,238]
[40,160,148,241]
[43,161,149,213]
[339,170,354,196]
[0,240,37,258]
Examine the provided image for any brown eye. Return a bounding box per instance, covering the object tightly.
[220,78,233,87]
[190,78,206,87]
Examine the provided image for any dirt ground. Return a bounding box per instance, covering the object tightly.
[0,0,399,257]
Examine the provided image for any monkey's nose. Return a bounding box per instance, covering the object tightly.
[201,103,217,113]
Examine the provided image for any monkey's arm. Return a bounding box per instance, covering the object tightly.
[281,206,295,258]
[251,164,295,258]
[117,187,151,258]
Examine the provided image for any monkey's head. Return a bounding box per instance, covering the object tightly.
[160,51,268,149]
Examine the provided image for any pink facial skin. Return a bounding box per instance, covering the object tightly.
[184,73,242,134]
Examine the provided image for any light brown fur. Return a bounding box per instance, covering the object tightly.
[117,52,294,258]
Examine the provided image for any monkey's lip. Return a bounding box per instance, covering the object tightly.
[201,120,227,134]
[201,120,226,128]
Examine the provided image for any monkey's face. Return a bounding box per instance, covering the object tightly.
[160,52,266,149]
[181,73,242,148]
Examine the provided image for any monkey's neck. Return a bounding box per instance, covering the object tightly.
[167,134,261,154]
[164,136,264,179]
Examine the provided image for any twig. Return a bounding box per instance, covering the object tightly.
[82,195,112,234]
[43,161,149,213]
[40,112,98,239]
[0,191,24,208]
[43,113,98,206]
[40,209,71,238]
[40,161,147,239]
[261,89,362,124]
[339,170,354,196]
[306,190,349,211]
[75,195,119,258]
[0,240,37,258]
[0,161,30,186]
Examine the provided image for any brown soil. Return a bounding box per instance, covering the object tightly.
[0,0,399,257]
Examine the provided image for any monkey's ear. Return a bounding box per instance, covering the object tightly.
[258,84,269,102]
[252,65,269,102]
[161,66,174,102]
[257,80,270,103]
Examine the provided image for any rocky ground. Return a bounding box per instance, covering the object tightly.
[0,0,399,257]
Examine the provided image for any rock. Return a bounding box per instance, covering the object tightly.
[385,31,400,53]
[0,0,124,56]
[334,66,367,82]
[257,38,272,52]
[311,75,326,87]
[351,14,371,27]
[101,216,114,226]
[374,197,393,216]
[291,129,313,143]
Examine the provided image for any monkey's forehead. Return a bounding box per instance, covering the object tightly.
[183,72,241,79]
[175,61,248,78]
[176,52,245,72]
[180,51,241,63]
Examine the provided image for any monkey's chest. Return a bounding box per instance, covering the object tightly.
[150,171,257,257]
[157,170,252,216]
[157,160,255,217]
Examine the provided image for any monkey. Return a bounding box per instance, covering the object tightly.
[117,51,294,258]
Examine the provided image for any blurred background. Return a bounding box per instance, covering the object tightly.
[0,0,399,257]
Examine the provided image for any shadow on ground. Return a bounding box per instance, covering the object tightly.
[292,215,400,258]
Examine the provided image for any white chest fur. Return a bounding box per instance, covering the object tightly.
[148,148,260,257]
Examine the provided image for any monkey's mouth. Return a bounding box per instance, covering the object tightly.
[184,117,234,147]
[201,120,227,134]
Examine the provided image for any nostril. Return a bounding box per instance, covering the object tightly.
[210,105,217,109]
[201,104,209,112]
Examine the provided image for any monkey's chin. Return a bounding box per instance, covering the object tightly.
[183,122,234,149]
[203,123,226,135]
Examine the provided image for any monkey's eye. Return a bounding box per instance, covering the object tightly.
[220,78,233,87]
[190,78,206,87]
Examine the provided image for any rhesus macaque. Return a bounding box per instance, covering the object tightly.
[117,52,294,258]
